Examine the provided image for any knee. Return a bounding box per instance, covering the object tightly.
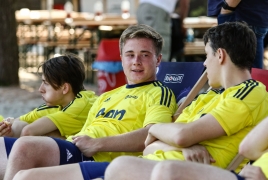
[105,156,134,179]
[151,161,184,180]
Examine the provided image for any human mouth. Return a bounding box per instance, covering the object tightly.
[132,69,143,72]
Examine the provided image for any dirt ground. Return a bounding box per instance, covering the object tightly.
[0,68,97,118]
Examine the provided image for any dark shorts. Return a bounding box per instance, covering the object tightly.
[4,137,17,158]
[52,138,93,165]
[79,161,109,180]
[231,171,245,180]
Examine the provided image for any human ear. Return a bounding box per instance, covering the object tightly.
[217,48,225,64]
[62,83,70,94]
[156,54,162,67]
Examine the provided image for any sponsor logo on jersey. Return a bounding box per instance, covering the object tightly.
[163,74,184,83]
[96,108,126,120]
[66,149,73,162]
[125,95,138,99]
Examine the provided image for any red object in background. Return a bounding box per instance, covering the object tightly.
[53,4,64,10]
[251,68,268,91]
[96,39,126,94]
[97,70,126,95]
[96,39,121,61]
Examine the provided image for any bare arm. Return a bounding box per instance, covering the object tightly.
[145,114,226,148]
[178,0,190,21]
[0,118,28,137]
[72,124,153,157]
[239,116,268,160]
[20,117,58,136]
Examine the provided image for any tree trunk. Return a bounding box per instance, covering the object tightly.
[0,0,19,86]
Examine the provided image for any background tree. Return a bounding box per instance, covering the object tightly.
[0,0,19,86]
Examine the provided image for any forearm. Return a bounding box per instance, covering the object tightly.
[21,117,58,136]
[179,0,190,20]
[239,117,268,160]
[11,119,28,137]
[148,123,186,147]
[95,126,151,152]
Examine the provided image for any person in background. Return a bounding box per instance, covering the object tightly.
[3,24,177,180]
[169,0,190,62]
[208,0,268,69]
[136,0,178,61]
[0,54,98,179]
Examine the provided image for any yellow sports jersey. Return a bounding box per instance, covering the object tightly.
[0,115,3,121]
[20,91,98,138]
[143,80,268,168]
[67,81,177,162]
[252,152,268,178]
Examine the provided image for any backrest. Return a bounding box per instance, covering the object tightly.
[251,68,268,91]
[156,62,205,103]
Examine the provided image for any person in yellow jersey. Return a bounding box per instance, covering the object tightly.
[3,24,177,180]
[102,22,268,180]
[0,53,98,179]
[106,116,268,180]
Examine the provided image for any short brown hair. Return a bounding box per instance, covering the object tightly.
[119,24,163,56]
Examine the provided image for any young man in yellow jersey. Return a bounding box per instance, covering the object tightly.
[103,22,268,180]
[3,24,177,180]
[107,116,268,180]
[0,54,98,179]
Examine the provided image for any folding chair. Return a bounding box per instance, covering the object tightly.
[156,62,205,103]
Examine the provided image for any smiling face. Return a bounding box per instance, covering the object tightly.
[39,75,65,106]
[121,38,161,85]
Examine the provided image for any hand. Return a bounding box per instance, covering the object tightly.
[0,117,13,136]
[72,135,98,157]
[239,164,267,180]
[182,144,215,164]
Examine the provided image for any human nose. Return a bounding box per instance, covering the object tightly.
[203,59,207,67]
[133,55,141,65]
[38,83,44,93]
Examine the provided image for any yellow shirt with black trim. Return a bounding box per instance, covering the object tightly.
[20,90,98,138]
[67,81,177,162]
[143,79,268,168]
[252,152,268,178]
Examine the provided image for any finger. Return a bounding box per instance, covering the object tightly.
[209,156,216,163]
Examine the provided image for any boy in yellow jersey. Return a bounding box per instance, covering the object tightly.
[0,54,97,179]
[3,24,177,180]
[116,116,268,180]
[102,22,268,180]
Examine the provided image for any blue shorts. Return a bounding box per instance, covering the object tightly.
[4,137,17,158]
[52,138,94,165]
[231,171,245,180]
[79,161,109,180]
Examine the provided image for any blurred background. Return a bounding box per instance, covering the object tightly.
[0,0,267,117]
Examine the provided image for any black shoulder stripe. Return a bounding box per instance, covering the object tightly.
[37,104,59,111]
[167,88,173,107]
[76,92,82,98]
[62,100,74,112]
[153,81,173,107]
[233,81,258,100]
